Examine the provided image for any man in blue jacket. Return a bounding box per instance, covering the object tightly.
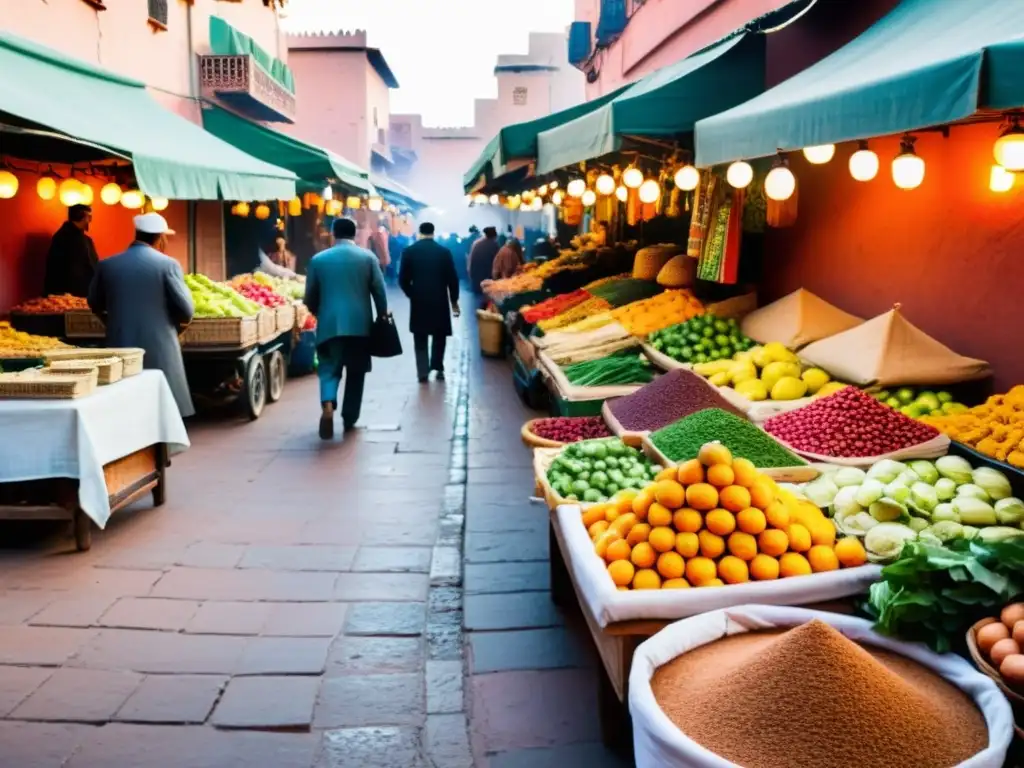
[304,218,388,440]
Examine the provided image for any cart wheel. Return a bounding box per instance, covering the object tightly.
[73,509,92,552]
[244,354,267,420]
[266,350,286,403]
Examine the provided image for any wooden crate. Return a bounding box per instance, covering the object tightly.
[64,311,106,339]
[275,304,296,334]
[180,317,258,348]
[257,310,277,343]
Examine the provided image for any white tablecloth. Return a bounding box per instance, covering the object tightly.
[0,370,190,527]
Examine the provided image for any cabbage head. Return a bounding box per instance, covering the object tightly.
[995,497,1024,526]
[952,496,997,526]
[834,509,878,537]
[897,469,921,487]
[907,517,930,533]
[855,479,885,507]
[936,455,973,484]
[934,478,957,502]
[883,480,911,504]
[956,484,991,503]
[866,459,907,485]
[864,523,918,563]
[910,482,939,513]
[972,468,1013,501]
[908,460,939,485]
[834,467,867,488]
[931,503,960,523]
[803,477,839,508]
[869,497,908,523]
[832,485,862,518]
[925,521,964,543]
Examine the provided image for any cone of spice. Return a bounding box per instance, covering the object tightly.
[606,369,744,433]
[651,619,988,768]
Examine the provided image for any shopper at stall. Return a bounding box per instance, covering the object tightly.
[468,226,499,296]
[399,222,460,383]
[87,213,195,418]
[267,235,297,273]
[492,237,524,280]
[44,203,98,297]
[304,217,388,440]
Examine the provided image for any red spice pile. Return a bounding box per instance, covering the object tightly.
[521,290,590,324]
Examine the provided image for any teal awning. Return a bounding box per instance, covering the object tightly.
[370,174,427,210]
[462,85,630,192]
[695,0,1024,167]
[0,32,296,201]
[209,15,294,94]
[536,32,766,174]
[201,104,372,194]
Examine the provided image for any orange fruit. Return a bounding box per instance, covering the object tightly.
[706,464,735,489]
[719,485,752,513]
[686,483,719,511]
[731,457,758,488]
[758,528,789,557]
[581,506,607,528]
[736,507,767,535]
[786,523,812,553]
[674,531,700,558]
[630,542,657,569]
[685,556,718,586]
[606,539,632,562]
[617,586,629,591]
[615,491,638,515]
[647,502,674,528]
[605,507,621,523]
[808,545,840,572]
[698,442,732,467]
[749,480,775,510]
[655,467,677,483]
[608,559,635,587]
[750,553,780,581]
[609,513,638,537]
[704,508,736,536]
[633,568,662,590]
[779,552,812,578]
[676,459,704,486]
[662,578,691,589]
[657,551,685,580]
[727,531,758,561]
[834,537,868,567]
[702,578,725,587]
[718,555,750,584]
[588,520,610,539]
[631,489,654,520]
[698,530,725,558]
[765,501,790,530]
[626,523,652,547]
[594,530,622,558]
[654,480,685,509]
[648,526,676,553]
[809,519,837,547]
[673,508,703,534]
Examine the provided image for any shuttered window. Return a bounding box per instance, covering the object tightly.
[148,0,169,28]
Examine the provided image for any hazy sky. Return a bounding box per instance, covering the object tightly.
[283,0,576,127]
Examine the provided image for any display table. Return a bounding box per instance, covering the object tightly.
[0,371,190,550]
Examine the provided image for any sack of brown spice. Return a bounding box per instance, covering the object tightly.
[628,604,1014,768]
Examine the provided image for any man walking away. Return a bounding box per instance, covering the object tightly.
[467,226,499,297]
[88,213,195,418]
[45,204,98,297]
[399,222,460,383]
[304,218,388,440]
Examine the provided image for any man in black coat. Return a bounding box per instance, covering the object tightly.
[399,222,460,383]
[44,204,98,297]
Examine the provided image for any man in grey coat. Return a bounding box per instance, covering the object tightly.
[304,217,387,440]
[88,213,195,418]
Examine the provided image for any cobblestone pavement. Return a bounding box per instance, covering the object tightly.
[0,292,474,767]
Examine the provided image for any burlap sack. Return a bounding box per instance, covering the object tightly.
[741,288,862,349]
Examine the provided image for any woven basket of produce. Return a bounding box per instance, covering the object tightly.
[522,416,612,449]
[522,421,566,449]
[538,437,665,509]
[180,317,258,348]
[967,614,1024,732]
[476,309,504,358]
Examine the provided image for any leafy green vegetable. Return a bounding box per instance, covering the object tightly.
[867,537,1024,652]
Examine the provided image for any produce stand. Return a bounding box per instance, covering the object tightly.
[0,370,189,551]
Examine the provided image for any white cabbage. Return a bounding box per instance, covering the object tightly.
[832,485,862,517]
[972,467,1013,501]
[803,477,839,508]
[933,478,958,502]
[995,497,1024,526]
[864,523,918,562]
[855,479,885,507]
[834,467,867,488]
[957,484,991,502]
[908,460,939,485]
[866,459,907,485]
[936,455,973,484]
[910,482,939,513]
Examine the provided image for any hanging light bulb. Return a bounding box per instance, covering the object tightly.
[848,141,880,182]
[235,201,251,217]
[994,117,1024,172]
[37,176,57,201]
[530,196,543,211]
[0,170,17,199]
[549,180,559,190]
[990,164,1016,193]
[150,196,169,211]
[802,144,836,165]
[764,160,796,201]
[550,190,564,206]
[120,189,145,209]
[78,183,94,206]
[638,179,661,204]
[368,196,383,212]
[288,197,302,216]
[488,194,499,205]
[726,161,754,189]
[326,199,343,216]
[581,189,597,207]
[595,174,615,196]
[674,165,699,191]
[615,185,628,202]
[537,184,549,195]
[566,178,586,198]
[58,178,83,207]
[622,166,644,189]
[254,204,271,220]
[472,193,488,205]
[100,182,122,205]
[891,135,925,190]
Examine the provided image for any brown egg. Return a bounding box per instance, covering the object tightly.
[1014,621,1024,647]
[991,638,1021,668]
[978,621,1011,655]
[1002,603,1024,629]
[1000,654,1024,688]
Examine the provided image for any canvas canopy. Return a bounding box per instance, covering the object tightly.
[741,288,863,349]
[799,307,991,388]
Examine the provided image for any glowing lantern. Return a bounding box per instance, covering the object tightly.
[472,193,488,205]
[994,119,1024,171]
[346,196,362,210]
[235,201,251,217]
[150,196,169,211]
[325,199,342,216]
[0,171,17,199]
[622,166,644,189]
[368,196,383,212]
[37,177,57,201]
[254,204,271,220]
[802,144,836,164]
[891,136,924,190]
[595,174,615,196]
[615,185,628,202]
[566,179,586,198]
[58,179,82,207]
[100,182,122,205]
[489,194,499,205]
[78,184,95,206]
[990,165,1016,193]
[548,180,559,190]
[849,141,879,182]
[638,179,661,204]
[764,164,796,201]
[550,190,564,206]
[530,197,543,211]
[288,197,302,216]
[726,161,753,189]
[581,189,597,207]
[121,189,145,209]
[674,165,699,191]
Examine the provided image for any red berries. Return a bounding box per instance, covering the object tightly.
[531,416,611,443]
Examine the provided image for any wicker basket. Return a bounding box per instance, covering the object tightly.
[257,309,277,342]
[476,309,504,358]
[44,347,144,377]
[180,317,258,348]
[64,311,106,339]
[49,356,123,385]
[106,348,145,376]
[521,419,567,449]
[0,368,98,399]
[275,304,296,334]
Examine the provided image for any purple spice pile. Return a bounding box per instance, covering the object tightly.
[607,369,745,433]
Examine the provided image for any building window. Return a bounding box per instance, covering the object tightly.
[373,107,379,129]
[148,0,169,29]
[513,87,528,106]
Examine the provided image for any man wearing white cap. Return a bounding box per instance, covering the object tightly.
[88,212,195,418]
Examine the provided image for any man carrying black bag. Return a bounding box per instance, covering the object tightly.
[399,222,460,383]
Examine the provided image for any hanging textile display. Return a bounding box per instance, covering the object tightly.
[687,172,717,258]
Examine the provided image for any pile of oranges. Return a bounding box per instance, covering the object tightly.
[12,295,89,314]
[584,441,868,590]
